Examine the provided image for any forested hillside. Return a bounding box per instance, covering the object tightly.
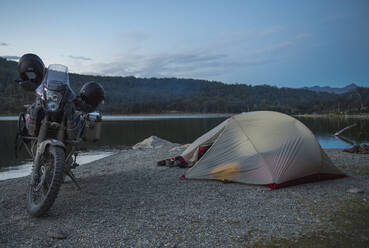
[0,57,368,114]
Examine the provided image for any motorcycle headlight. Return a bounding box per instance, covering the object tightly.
[46,90,61,102]
[46,101,59,112]
[46,90,62,112]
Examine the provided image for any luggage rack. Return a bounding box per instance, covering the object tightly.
[15,133,38,159]
[15,134,82,159]
[15,131,82,189]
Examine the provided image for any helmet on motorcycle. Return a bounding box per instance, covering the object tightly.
[79,82,105,109]
[18,53,45,85]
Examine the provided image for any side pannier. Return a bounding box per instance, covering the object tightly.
[82,112,102,142]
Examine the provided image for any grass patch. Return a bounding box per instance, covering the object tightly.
[338,165,369,176]
[245,197,369,247]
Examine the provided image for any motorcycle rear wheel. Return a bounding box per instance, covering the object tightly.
[27,146,65,217]
[17,112,27,136]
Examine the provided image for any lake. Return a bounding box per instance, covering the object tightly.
[0,114,368,180]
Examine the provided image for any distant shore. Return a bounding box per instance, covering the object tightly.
[1,112,369,120]
[0,113,233,121]
[295,113,369,119]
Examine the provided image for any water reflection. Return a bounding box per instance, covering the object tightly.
[296,117,369,144]
[0,151,114,181]
[0,116,368,170]
[90,118,226,149]
[0,118,226,168]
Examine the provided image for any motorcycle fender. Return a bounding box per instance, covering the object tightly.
[30,140,65,186]
[36,139,65,157]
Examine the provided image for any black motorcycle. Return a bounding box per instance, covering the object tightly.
[15,54,104,217]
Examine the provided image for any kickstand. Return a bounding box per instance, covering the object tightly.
[65,170,81,190]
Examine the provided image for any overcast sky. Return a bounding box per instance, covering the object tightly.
[0,0,368,87]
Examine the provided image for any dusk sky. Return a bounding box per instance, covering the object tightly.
[0,0,368,88]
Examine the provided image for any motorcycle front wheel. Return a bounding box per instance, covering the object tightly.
[27,146,65,217]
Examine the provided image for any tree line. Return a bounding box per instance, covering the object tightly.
[0,57,368,114]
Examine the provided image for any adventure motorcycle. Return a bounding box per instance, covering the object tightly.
[15,54,104,217]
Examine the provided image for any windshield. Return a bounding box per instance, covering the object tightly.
[36,64,75,102]
[45,64,70,91]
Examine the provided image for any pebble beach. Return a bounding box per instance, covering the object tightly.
[0,138,368,247]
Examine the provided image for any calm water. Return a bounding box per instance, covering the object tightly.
[0,115,368,173]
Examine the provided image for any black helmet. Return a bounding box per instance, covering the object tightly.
[18,53,45,85]
[79,82,105,109]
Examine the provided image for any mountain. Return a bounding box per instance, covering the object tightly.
[0,57,368,114]
[303,83,358,94]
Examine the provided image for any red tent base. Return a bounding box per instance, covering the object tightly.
[265,173,347,190]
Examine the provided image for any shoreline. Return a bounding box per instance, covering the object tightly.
[295,113,369,119]
[0,113,233,121]
[1,112,369,120]
[0,143,368,247]
[0,147,366,183]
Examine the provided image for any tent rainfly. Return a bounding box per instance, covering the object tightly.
[182,111,345,189]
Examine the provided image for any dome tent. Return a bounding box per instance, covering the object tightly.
[182,111,345,189]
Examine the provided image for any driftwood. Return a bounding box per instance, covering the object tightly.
[334,123,357,136]
[334,123,357,146]
[336,135,354,145]
[333,123,369,154]
[343,144,369,154]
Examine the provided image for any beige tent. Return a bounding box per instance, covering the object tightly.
[182,111,345,189]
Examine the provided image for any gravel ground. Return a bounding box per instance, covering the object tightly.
[0,141,368,247]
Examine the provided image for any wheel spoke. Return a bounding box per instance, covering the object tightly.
[30,150,56,203]
[27,145,65,217]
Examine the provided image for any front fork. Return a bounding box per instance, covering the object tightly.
[34,113,66,183]
[35,113,81,189]
[37,114,66,143]
[37,116,48,143]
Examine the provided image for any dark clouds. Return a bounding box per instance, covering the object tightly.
[116,32,149,44]
[86,26,289,80]
[69,55,92,61]
[89,46,276,80]
[1,55,20,60]
[92,51,230,78]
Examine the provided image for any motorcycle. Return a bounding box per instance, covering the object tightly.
[15,55,104,217]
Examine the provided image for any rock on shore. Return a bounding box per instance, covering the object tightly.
[132,136,177,149]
